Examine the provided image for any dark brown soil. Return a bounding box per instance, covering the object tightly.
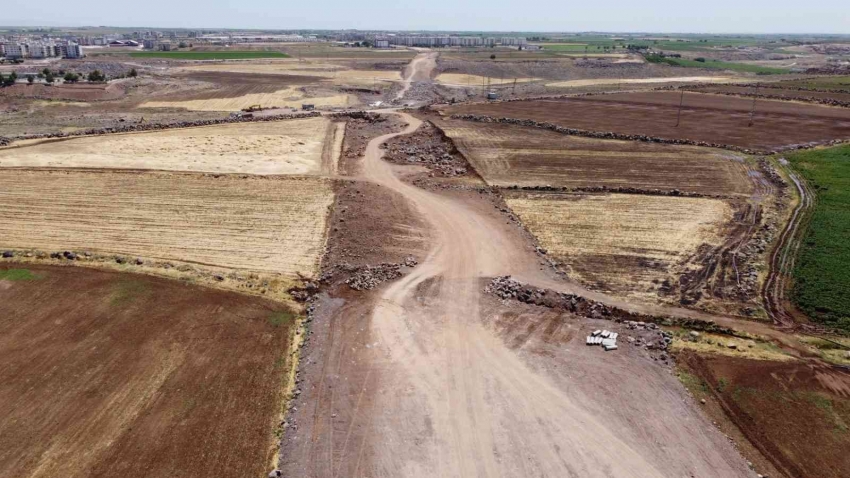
[445,91,850,150]
[680,352,850,478]
[0,264,296,478]
[338,114,408,175]
[0,82,127,101]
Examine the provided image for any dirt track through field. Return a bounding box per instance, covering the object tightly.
[306,109,752,477]
[395,52,438,101]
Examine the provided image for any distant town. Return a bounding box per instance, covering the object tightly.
[0,28,537,60]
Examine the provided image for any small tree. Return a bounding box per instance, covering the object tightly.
[128,68,138,78]
[87,70,105,82]
[27,74,34,84]
[178,41,188,48]
[694,57,706,63]
[42,68,51,76]
[2,72,16,87]
[490,54,496,60]
[45,72,55,84]
[64,72,79,83]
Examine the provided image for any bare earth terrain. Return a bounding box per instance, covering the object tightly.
[445,91,850,150]
[0,264,296,478]
[0,117,333,174]
[437,118,753,195]
[0,170,333,277]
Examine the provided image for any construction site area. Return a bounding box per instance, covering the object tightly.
[2,34,850,478]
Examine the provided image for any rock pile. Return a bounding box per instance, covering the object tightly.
[382,121,469,177]
[485,276,740,336]
[504,184,724,199]
[321,257,418,291]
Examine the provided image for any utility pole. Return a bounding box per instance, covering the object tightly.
[748,83,759,127]
[675,89,685,127]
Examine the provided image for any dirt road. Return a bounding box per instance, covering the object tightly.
[395,51,438,101]
[314,112,752,477]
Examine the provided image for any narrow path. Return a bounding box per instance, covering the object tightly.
[394,51,438,102]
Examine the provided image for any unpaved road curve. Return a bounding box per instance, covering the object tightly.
[350,112,752,477]
[395,51,438,101]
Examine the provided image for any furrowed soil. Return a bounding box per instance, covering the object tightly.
[140,85,354,111]
[445,91,850,150]
[0,264,296,478]
[0,82,127,101]
[689,84,850,104]
[505,191,734,300]
[0,117,332,175]
[437,118,753,195]
[0,170,333,277]
[679,352,850,478]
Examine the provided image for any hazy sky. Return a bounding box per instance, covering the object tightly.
[3,0,848,34]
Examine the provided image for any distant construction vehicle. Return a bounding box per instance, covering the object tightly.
[487,91,498,100]
[242,104,262,112]
[302,104,315,111]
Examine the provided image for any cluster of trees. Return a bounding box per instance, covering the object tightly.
[0,71,18,87]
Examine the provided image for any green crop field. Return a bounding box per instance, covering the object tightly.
[128,51,289,60]
[775,76,850,91]
[787,145,850,331]
[645,54,789,74]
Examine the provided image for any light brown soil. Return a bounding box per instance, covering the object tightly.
[0,117,332,175]
[680,352,850,478]
[691,84,850,103]
[0,170,333,277]
[0,264,296,478]
[280,111,753,477]
[437,118,753,196]
[445,91,850,150]
[505,191,735,301]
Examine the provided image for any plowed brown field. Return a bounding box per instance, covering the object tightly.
[689,84,850,103]
[0,170,332,277]
[445,91,850,150]
[680,352,850,478]
[438,119,753,196]
[0,264,296,478]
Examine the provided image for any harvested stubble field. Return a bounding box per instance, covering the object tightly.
[445,91,850,150]
[0,264,296,478]
[183,62,402,85]
[505,192,733,298]
[0,117,333,175]
[438,119,752,196]
[434,73,539,86]
[0,170,333,277]
[680,352,850,478]
[140,84,354,111]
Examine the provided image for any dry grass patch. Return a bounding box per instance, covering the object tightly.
[435,73,539,86]
[0,117,332,175]
[439,120,752,196]
[546,76,741,88]
[140,85,354,111]
[0,170,333,277]
[507,192,733,298]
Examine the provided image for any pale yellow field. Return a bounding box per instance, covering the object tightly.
[139,85,355,111]
[0,170,333,277]
[507,193,733,295]
[545,76,742,88]
[435,73,539,87]
[184,63,401,83]
[0,117,333,175]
